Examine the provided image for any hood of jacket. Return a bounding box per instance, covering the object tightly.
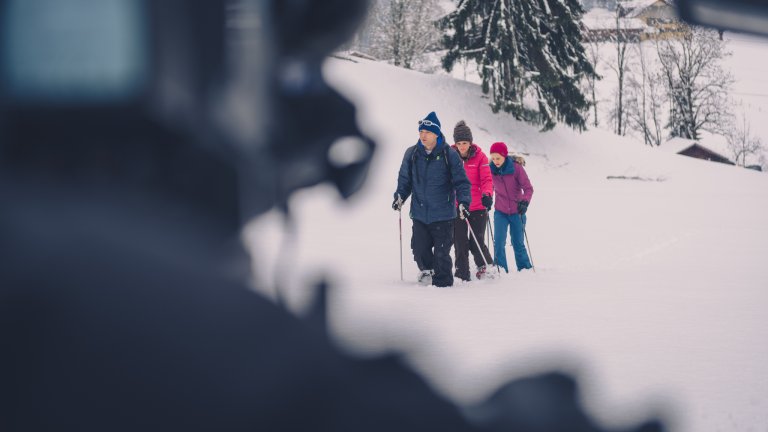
[490,156,516,175]
[417,134,446,156]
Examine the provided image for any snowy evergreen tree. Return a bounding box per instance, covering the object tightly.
[443,0,597,130]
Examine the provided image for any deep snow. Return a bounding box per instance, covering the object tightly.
[245,47,768,432]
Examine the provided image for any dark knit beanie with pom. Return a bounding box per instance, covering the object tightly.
[453,120,473,143]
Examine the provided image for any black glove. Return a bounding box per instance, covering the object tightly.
[517,200,529,215]
[392,196,403,211]
[458,202,470,219]
[481,194,493,211]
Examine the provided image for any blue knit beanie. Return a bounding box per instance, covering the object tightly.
[418,111,442,137]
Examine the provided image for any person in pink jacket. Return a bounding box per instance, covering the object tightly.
[489,141,534,272]
[451,121,495,281]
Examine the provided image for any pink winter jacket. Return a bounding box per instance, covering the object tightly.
[490,156,534,215]
[451,143,493,212]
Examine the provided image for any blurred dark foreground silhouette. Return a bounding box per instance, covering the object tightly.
[0,1,665,431]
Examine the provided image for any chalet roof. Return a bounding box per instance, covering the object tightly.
[582,8,647,30]
[661,137,698,154]
[662,137,733,162]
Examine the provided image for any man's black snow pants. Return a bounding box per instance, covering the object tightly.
[453,210,493,281]
[411,219,454,287]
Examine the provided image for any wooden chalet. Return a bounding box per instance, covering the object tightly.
[663,137,735,165]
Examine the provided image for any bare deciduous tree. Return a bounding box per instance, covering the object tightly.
[607,9,636,136]
[583,34,603,128]
[656,25,734,140]
[758,153,767,172]
[626,42,665,146]
[723,109,765,168]
[365,0,443,70]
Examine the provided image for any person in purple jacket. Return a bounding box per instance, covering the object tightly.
[489,142,534,272]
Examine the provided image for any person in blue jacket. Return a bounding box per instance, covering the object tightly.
[393,112,471,287]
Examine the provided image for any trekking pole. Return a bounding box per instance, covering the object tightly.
[464,213,490,269]
[397,195,404,281]
[521,214,536,272]
[460,205,491,279]
[486,211,502,276]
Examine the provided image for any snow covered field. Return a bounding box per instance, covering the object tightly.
[245,46,768,432]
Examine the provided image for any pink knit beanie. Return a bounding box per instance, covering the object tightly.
[489,142,508,157]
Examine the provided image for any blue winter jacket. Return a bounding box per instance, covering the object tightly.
[394,137,471,224]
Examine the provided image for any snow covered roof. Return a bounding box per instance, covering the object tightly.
[621,0,657,9]
[621,0,675,18]
[662,136,733,162]
[582,8,647,30]
[661,137,699,154]
[621,0,666,10]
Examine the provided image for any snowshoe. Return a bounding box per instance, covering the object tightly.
[476,265,499,280]
[454,270,471,282]
[417,269,434,286]
[475,265,487,280]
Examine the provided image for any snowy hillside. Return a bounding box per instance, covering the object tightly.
[244,54,768,432]
[438,28,768,169]
[585,31,768,165]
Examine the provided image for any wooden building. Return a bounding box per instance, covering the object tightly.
[663,137,735,165]
[619,0,687,39]
[581,8,647,42]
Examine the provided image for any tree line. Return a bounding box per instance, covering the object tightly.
[347,0,764,169]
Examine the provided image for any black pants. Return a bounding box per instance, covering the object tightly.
[453,210,493,280]
[411,219,454,287]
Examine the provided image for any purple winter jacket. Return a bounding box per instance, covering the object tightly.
[490,157,533,215]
